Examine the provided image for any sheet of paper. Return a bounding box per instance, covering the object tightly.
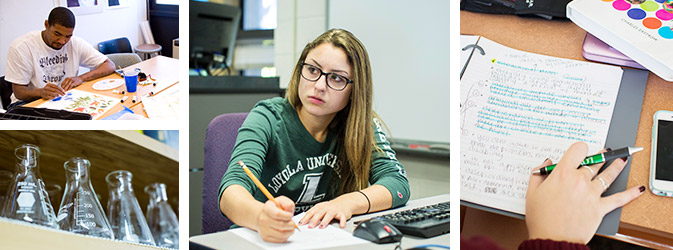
[460,37,624,214]
[229,212,369,250]
[142,94,178,120]
[36,89,117,120]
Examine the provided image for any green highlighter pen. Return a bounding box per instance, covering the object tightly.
[532,146,644,175]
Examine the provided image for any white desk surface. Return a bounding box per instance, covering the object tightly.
[189,194,450,250]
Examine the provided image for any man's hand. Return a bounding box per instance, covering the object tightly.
[39,83,66,100]
[61,76,83,91]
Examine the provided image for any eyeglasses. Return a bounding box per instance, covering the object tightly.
[300,63,353,91]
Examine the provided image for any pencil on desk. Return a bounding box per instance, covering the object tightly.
[238,160,301,232]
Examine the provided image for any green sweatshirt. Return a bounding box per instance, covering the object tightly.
[219,97,410,217]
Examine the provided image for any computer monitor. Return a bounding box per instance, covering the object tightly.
[189,0,241,73]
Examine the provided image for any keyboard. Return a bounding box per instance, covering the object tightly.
[370,201,449,238]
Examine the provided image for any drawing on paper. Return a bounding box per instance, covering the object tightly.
[37,89,117,120]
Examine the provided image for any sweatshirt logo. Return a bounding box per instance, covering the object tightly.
[397,191,403,199]
[267,153,338,193]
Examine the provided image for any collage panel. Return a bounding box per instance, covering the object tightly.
[460,2,673,249]
[0,0,183,249]
[0,1,179,120]
[0,130,179,249]
[188,0,449,249]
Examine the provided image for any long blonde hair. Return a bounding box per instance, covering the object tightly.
[286,29,375,195]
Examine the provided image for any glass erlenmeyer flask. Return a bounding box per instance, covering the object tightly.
[144,183,179,249]
[2,144,58,228]
[57,157,113,239]
[106,170,155,245]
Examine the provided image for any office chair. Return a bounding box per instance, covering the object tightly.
[202,112,248,234]
[106,53,142,69]
[97,37,133,54]
[0,76,13,110]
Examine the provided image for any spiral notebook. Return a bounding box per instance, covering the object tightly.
[459,35,648,235]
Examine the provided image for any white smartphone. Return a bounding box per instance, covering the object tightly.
[650,110,673,197]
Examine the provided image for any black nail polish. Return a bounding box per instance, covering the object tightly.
[606,148,612,152]
[639,186,646,192]
[621,156,628,161]
[543,158,550,164]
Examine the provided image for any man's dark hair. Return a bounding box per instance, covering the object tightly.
[47,7,76,28]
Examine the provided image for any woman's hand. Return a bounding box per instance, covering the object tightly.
[525,142,645,244]
[299,196,356,229]
[257,196,296,243]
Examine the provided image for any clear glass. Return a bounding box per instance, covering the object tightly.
[57,157,113,239]
[45,183,62,212]
[106,170,155,245]
[144,183,179,249]
[2,144,58,228]
[0,170,14,215]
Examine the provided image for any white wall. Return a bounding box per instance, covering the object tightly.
[274,0,450,143]
[0,0,147,74]
[274,0,327,88]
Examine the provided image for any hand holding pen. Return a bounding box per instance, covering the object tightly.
[532,146,643,175]
[40,80,66,100]
[525,142,645,244]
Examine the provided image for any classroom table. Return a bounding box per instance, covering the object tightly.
[189,194,450,250]
[460,10,673,249]
[25,55,179,119]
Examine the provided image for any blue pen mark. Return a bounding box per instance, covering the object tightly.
[52,91,73,102]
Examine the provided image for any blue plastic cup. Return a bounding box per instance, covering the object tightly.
[124,70,139,93]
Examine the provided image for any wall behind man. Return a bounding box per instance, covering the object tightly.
[0,0,147,74]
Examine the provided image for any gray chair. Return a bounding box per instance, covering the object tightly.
[106,53,142,69]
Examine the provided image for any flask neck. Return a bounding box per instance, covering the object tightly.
[145,183,168,205]
[64,157,92,187]
[105,170,135,194]
[14,144,40,173]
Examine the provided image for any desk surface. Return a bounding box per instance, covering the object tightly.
[25,56,179,119]
[461,10,673,247]
[189,194,450,250]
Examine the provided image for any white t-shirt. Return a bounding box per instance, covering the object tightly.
[5,30,108,103]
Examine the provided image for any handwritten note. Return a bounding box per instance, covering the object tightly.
[460,37,624,214]
[229,212,369,250]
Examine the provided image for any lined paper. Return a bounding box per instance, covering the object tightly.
[460,37,624,214]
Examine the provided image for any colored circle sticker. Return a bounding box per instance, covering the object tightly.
[628,8,647,19]
[613,0,632,10]
[654,0,665,3]
[656,9,673,20]
[659,26,673,39]
[641,1,660,11]
[643,17,663,28]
